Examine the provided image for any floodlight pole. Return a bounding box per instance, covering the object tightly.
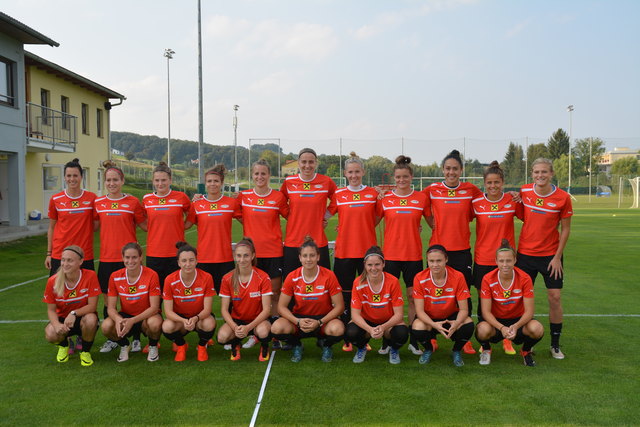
[567,105,574,194]
[589,137,592,203]
[164,48,175,167]
[197,0,204,184]
[233,105,239,191]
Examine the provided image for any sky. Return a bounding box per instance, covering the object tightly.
[4,0,640,165]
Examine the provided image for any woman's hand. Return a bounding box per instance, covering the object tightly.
[298,318,318,333]
[45,255,52,270]
[117,318,134,338]
[548,256,564,279]
[235,325,249,338]
[370,325,384,339]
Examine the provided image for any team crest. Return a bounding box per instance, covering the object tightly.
[184,288,192,296]
[68,289,76,298]
[503,290,511,298]
[303,183,311,190]
[448,190,456,197]
[128,286,137,294]
[210,203,217,210]
[353,194,361,201]
[372,294,381,302]
[111,202,119,209]
[71,201,80,208]
[400,199,407,206]
[536,199,544,207]
[159,198,166,205]
[257,199,265,206]
[305,284,313,293]
[491,204,498,211]
[435,288,443,296]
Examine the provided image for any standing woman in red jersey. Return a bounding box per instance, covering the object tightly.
[186,164,240,293]
[162,242,216,362]
[43,246,100,366]
[423,149,482,354]
[271,237,344,363]
[476,240,544,367]
[45,158,97,275]
[101,243,163,363]
[143,162,191,288]
[516,158,572,359]
[471,161,520,355]
[377,155,430,355]
[94,161,147,353]
[280,148,337,279]
[217,238,273,362]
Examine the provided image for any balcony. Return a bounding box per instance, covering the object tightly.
[26,102,77,153]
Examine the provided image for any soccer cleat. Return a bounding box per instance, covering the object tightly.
[431,339,439,352]
[452,351,464,367]
[197,345,208,362]
[207,339,214,347]
[366,343,372,351]
[223,344,232,351]
[117,345,130,363]
[242,335,258,349]
[272,339,282,350]
[462,341,476,354]
[147,346,159,362]
[291,345,304,362]
[321,346,333,363]
[67,337,75,355]
[79,351,94,367]
[479,349,492,366]
[230,344,241,361]
[503,339,516,355]
[143,342,161,354]
[259,346,270,362]
[389,348,401,365]
[418,350,433,365]
[131,339,142,353]
[408,343,423,355]
[378,345,390,355]
[550,346,565,359]
[172,342,179,352]
[99,340,118,353]
[75,337,83,351]
[342,342,353,352]
[352,347,367,363]
[522,350,536,367]
[56,345,69,363]
[174,343,188,362]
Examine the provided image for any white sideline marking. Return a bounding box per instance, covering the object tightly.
[0,275,48,293]
[249,350,276,427]
[0,320,48,323]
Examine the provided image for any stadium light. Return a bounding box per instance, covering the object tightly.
[164,48,175,167]
[233,105,239,191]
[567,105,574,194]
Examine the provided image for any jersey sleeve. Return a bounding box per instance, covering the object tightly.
[412,278,425,299]
[327,271,343,295]
[233,198,242,220]
[515,200,524,221]
[281,275,294,296]
[279,181,288,197]
[107,274,118,297]
[162,280,173,300]
[219,275,232,298]
[279,194,290,219]
[327,179,337,199]
[480,276,492,299]
[133,199,146,224]
[422,187,432,217]
[203,272,216,297]
[350,282,363,310]
[181,193,191,213]
[455,275,471,301]
[327,193,338,216]
[148,270,161,296]
[259,273,273,295]
[87,271,102,297]
[522,274,534,298]
[48,196,58,220]
[186,203,197,224]
[390,277,404,307]
[43,276,56,304]
[561,197,574,218]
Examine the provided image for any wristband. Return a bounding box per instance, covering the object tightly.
[318,319,323,327]
[297,319,300,328]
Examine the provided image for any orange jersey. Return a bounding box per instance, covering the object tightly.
[412,266,470,319]
[518,184,573,256]
[43,269,101,318]
[377,190,429,261]
[423,182,482,251]
[329,186,379,258]
[219,267,273,322]
[472,193,520,265]
[94,194,146,262]
[107,266,161,316]
[351,272,404,324]
[480,267,534,319]
[281,266,342,317]
[280,174,337,247]
[162,268,216,318]
[238,189,289,258]
[48,190,97,259]
[143,190,190,257]
[187,195,240,263]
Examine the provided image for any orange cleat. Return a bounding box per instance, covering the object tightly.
[463,341,476,355]
[230,344,241,361]
[342,342,352,352]
[174,343,188,362]
[197,344,208,362]
[259,347,270,362]
[207,339,214,347]
[431,339,439,352]
[143,342,161,354]
[366,343,372,351]
[172,342,179,352]
[502,339,516,355]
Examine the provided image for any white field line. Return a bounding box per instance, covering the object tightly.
[249,350,276,427]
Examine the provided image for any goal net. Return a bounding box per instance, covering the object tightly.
[630,177,640,209]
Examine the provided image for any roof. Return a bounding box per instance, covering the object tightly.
[25,51,126,100]
[0,12,59,46]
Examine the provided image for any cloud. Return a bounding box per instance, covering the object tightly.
[505,18,533,39]
[248,71,295,95]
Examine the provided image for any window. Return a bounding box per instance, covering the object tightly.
[81,103,89,135]
[0,57,15,106]
[96,108,103,138]
[41,89,50,125]
[61,96,69,130]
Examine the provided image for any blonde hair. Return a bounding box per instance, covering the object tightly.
[344,151,364,170]
[232,237,257,295]
[531,157,554,172]
[53,245,84,296]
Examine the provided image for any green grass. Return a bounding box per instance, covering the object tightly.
[1,195,639,426]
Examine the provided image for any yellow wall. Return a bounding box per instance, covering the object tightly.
[25,66,111,214]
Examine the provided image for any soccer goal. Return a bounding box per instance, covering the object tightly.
[630,177,640,209]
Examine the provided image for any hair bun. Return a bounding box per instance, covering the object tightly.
[395,155,412,165]
[175,241,187,249]
[102,160,114,168]
[489,160,500,168]
[158,161,168,167]
[349,151,358,158]
[72,158,80,163]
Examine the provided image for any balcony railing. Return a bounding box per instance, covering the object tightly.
[26,102,77,151]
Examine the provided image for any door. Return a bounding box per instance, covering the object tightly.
[43,164,63,217]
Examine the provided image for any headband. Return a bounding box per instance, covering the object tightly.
[364,252,384,262]
[496,247,515,253]
[63,246,84,259]
[427,244,447,255]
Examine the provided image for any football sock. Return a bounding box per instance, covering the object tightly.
[550,322,562,347]
[390,325,409,350]
[81,339,94,352]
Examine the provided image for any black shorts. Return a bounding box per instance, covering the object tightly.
[97,261,125,294]
[230,318,259,336]
[447,249,473,288]
[384,260,423,288]
[49,258,95,277]
[118,312,144,338]
[488,317,525,344]
[472,263,497,289]
[198,261,235,294]
[429,313,473,339]
[257,257,284,279]
[292,314,327,338]
[333,257,364,292]
[516,252,563,289]
[146,256,179,290]
[283,245,331,280]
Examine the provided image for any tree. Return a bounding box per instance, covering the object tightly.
[526,143,549,164]
[502,142,526,185]
[611,156,639,176]
[553,154,580,188]
[125,151,135,161]
[257,149,279,175]
[547,128,570,160]
[573,137,606,176]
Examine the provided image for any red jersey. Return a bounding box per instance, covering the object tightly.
[238,189,289,258]
[472,193,520,265]
[48,190,96,259]
[329,186,379,259]
[94,194,146,262]
[162,268,216,317]
[187,195,240,263]
[280,174,337,247]
[281,266,342,317]
[518,184,573,257]
[107,266,161,316]
[219,267,273,322]
[480,267,534,319]
[377,190,429,261]
[351,272,404,324]
[143,190,191,258]
[43,269,101,318]
[423,182,482,251]
[412,266,470,319]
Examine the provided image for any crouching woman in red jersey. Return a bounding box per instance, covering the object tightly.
[411,245,474,367]
[345,246,408,364]
[218,238,273,362]
[476,240,544,367]
[162,242,216,362]
[271,237,345,363]
[101,243,163,363]
[43,245,100,366]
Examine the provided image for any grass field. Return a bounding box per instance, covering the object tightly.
[1,195,639,426]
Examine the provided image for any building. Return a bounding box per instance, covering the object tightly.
[598,147,640,173]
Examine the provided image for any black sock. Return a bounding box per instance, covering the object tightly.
[523,334,543,352]
[411,329,432,351]
[81,340,94,352]
[117,338,129,347]
[149,338,159,346]
[197,329,214,346]
[59,338,69,347]
[452,322,475,352]
[381,337,390,349]
[481,341,491,351]
[389,325,409,350]
[164,331,185,346]
[550,322,562,347]
[323,334,343,348]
